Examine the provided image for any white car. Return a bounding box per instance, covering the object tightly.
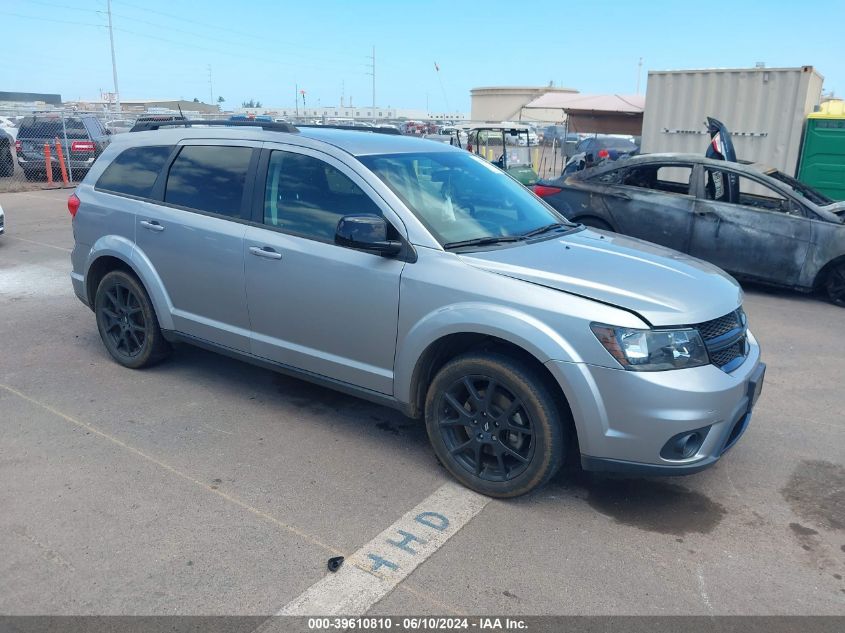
[0,116,17,141]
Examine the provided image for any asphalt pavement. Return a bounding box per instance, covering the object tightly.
[1,189,843,616]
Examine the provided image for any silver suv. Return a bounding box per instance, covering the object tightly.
[70,121,765,497]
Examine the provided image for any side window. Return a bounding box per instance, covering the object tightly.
[622,165,693,195]
[264,150,382,241]
[705,169,796,214]
[96,145,174,198]
[589,168,625,185]
[164,145,253,217]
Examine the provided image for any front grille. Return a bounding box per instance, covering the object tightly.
[697,310,741,340]
[695,308,748,372]
[710,340,745,367]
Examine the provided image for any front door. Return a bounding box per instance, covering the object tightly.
[244,146,405,395]
[690,166,812,285]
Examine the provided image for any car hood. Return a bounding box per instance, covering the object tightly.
[458,229,743,326]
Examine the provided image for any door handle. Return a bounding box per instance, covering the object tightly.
[249,246,282,260]
[139,219,165,232]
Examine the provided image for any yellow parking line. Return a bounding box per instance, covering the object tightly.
[0,381,465,615]
[0,381,343,556]
[7,235,72,252]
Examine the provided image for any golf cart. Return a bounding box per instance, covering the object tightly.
[463,123,539,186]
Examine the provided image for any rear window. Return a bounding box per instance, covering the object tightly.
[17,116,90,139]
[164,145,253,217]
[96,145,174,198]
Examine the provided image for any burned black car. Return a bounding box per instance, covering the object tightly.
[534,153,845,305]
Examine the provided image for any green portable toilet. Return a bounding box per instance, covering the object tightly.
[798,100,845,201]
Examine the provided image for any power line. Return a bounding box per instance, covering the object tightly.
[0,10,104,28]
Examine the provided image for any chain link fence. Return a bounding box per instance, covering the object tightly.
[0,108,230,193]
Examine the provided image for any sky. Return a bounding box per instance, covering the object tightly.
[3,0,843,112]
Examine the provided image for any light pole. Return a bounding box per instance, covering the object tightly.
[106,0,121,113]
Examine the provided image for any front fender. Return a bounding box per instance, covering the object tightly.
[85,235,175,331]
[394,302,583,405]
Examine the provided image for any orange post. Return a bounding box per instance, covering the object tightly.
[54,138,69,185]
[44,143,53,185]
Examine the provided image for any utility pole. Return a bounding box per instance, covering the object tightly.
[106,0,121,112]
[636,57,643,95]
[207,65,213,105]
[366,46,375,120]
[295,83,299,117]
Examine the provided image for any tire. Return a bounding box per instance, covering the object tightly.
[23,169,44,181]
[94,270,171,368]
[0,149,13,177]
[578,217,612,231]
[825,262,845,307]
[425,352,565,497]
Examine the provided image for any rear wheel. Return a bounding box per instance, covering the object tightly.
[23,169,43,181]
[825,262,845,307]
[425,352,565,497]
[94,270,171,368]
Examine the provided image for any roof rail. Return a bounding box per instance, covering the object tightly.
[296,124,401,136]
[129,119,299,133]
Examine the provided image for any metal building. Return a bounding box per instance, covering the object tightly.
[641,66,824,174]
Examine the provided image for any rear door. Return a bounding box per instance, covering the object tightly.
[689,166,813,284]
[589,162,697,252]
[136,141,258,351]
[243,144,405,394]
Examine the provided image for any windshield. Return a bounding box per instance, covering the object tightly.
[766,169,833,206]
[597,137,638,152]
[360,151,571,246]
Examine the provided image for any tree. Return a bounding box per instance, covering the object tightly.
[255,101,262,108]
[242,99,257,108]
[217,96,225,103]
[193,97,200,102]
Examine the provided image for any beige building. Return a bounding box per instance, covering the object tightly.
[470,86,578,122]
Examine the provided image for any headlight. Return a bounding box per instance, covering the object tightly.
[590,323,709,371]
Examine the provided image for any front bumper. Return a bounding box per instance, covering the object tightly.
[546,332,763,475]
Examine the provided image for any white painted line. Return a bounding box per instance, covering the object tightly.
[278,482,490,616]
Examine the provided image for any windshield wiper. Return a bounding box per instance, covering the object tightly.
[443,235,523,250]
[519,222,570,239]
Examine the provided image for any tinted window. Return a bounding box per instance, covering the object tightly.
[18,116,89,139]
[96,145,174,198]
[165,145,252,217]
[264,150,381,241]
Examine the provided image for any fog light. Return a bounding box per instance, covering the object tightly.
[660,426,710,460]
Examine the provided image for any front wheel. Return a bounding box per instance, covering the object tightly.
[94,270,171,368]
[425,352,565,497]
[825,262,845,307]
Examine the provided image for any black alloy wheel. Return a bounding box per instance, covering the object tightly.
[425,352,565,497]
[94,270,170,368]
[438,375,534,482]
[100,280,147,357]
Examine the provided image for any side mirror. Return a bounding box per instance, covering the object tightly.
[335,214,402,256]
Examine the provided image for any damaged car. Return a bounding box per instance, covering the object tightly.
[534,153,845,305]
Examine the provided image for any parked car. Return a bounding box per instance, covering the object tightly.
[0,202,5,236]
[70,121,764,497]
[0,116,18,140]
[562,135,640,174]
[534,153,845,305]
[16,114,112,181]
[0,129,15,177]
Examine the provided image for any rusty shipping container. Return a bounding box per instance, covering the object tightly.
[641,66,824,175]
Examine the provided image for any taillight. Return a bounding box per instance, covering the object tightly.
[597,149,610,159]
[71,141,95,152]
[532,184,562,198]
[68,193,80,218]
[14,140,21,153]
